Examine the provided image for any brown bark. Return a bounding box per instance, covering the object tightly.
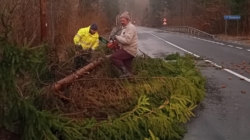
[246,1,250,35]
[54,58,104,91]
[40,0,47,42]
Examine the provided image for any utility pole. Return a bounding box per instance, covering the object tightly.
[40,0,48,42]
[50,0,54,45]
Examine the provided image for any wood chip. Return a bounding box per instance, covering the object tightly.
[241,91,246,94]
[221,85,226,88]
[240,78,245,81]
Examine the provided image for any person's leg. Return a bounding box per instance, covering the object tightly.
[109,50,134,77]
[110,50,133,69]
[123,57,134,74]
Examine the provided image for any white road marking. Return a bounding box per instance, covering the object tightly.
[155,29,245,52]
[224,69,250,83]
[204,40,216,43]
[204,60,212,63]
[146,32,250,83]
[193,54,200,58]
[247,49,250,51]
[194,37,225,45]
[156,29,227,46]
[148,33,201,58]
[204,60,222,68]
[214,42,225,45]
[196,38,203,40]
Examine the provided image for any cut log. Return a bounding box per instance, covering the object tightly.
[54,58,105,91]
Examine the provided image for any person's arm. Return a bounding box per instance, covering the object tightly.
[73,28,85,45]
[115,28,135,45]
[91,38,99,51]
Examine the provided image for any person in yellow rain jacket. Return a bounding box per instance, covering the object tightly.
[73,23,99,69]
[73,23,99,51]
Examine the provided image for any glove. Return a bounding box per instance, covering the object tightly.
[91,47,97,51]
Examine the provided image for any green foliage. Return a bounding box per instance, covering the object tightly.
[59,54,204,140]
[144,130,160,140]
[0,41,54,136]
[133,54,205,103]
[165,52,181,60]
[87,95,184,140]
[0,44,49,102]
[133,57,176,77]
[0,44,53,90]
[0,40,205,140]
[0,1,207,139]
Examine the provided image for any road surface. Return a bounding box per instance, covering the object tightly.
[137,26,250,140]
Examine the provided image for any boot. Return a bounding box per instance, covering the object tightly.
[120,66,132,78]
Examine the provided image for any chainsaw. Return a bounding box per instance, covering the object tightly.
[99,36,119,50]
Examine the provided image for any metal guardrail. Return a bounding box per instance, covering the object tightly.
[161,26,215,39]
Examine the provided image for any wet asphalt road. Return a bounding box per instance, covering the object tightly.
[136,26,250,140]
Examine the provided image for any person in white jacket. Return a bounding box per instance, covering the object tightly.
[110,11,138,78]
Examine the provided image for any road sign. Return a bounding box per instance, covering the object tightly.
[163,18,167,26]
[224,15,241,36]
[224,15,241,20]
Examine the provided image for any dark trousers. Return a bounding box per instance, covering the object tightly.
[110,50,134,73]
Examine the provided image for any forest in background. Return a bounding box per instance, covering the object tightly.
[1,0,249,52]
[0,0,121,61]
[139,0,250,35]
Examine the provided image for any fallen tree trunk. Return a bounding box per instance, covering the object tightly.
[54,58,105,91]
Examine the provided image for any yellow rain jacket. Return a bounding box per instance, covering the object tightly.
[73,26,99,50]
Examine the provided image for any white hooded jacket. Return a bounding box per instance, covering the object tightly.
[115,22,138,57]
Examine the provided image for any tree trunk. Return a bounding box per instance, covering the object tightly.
[54,58,104,91]
[246,1,250,35]
[40,0,47,42]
